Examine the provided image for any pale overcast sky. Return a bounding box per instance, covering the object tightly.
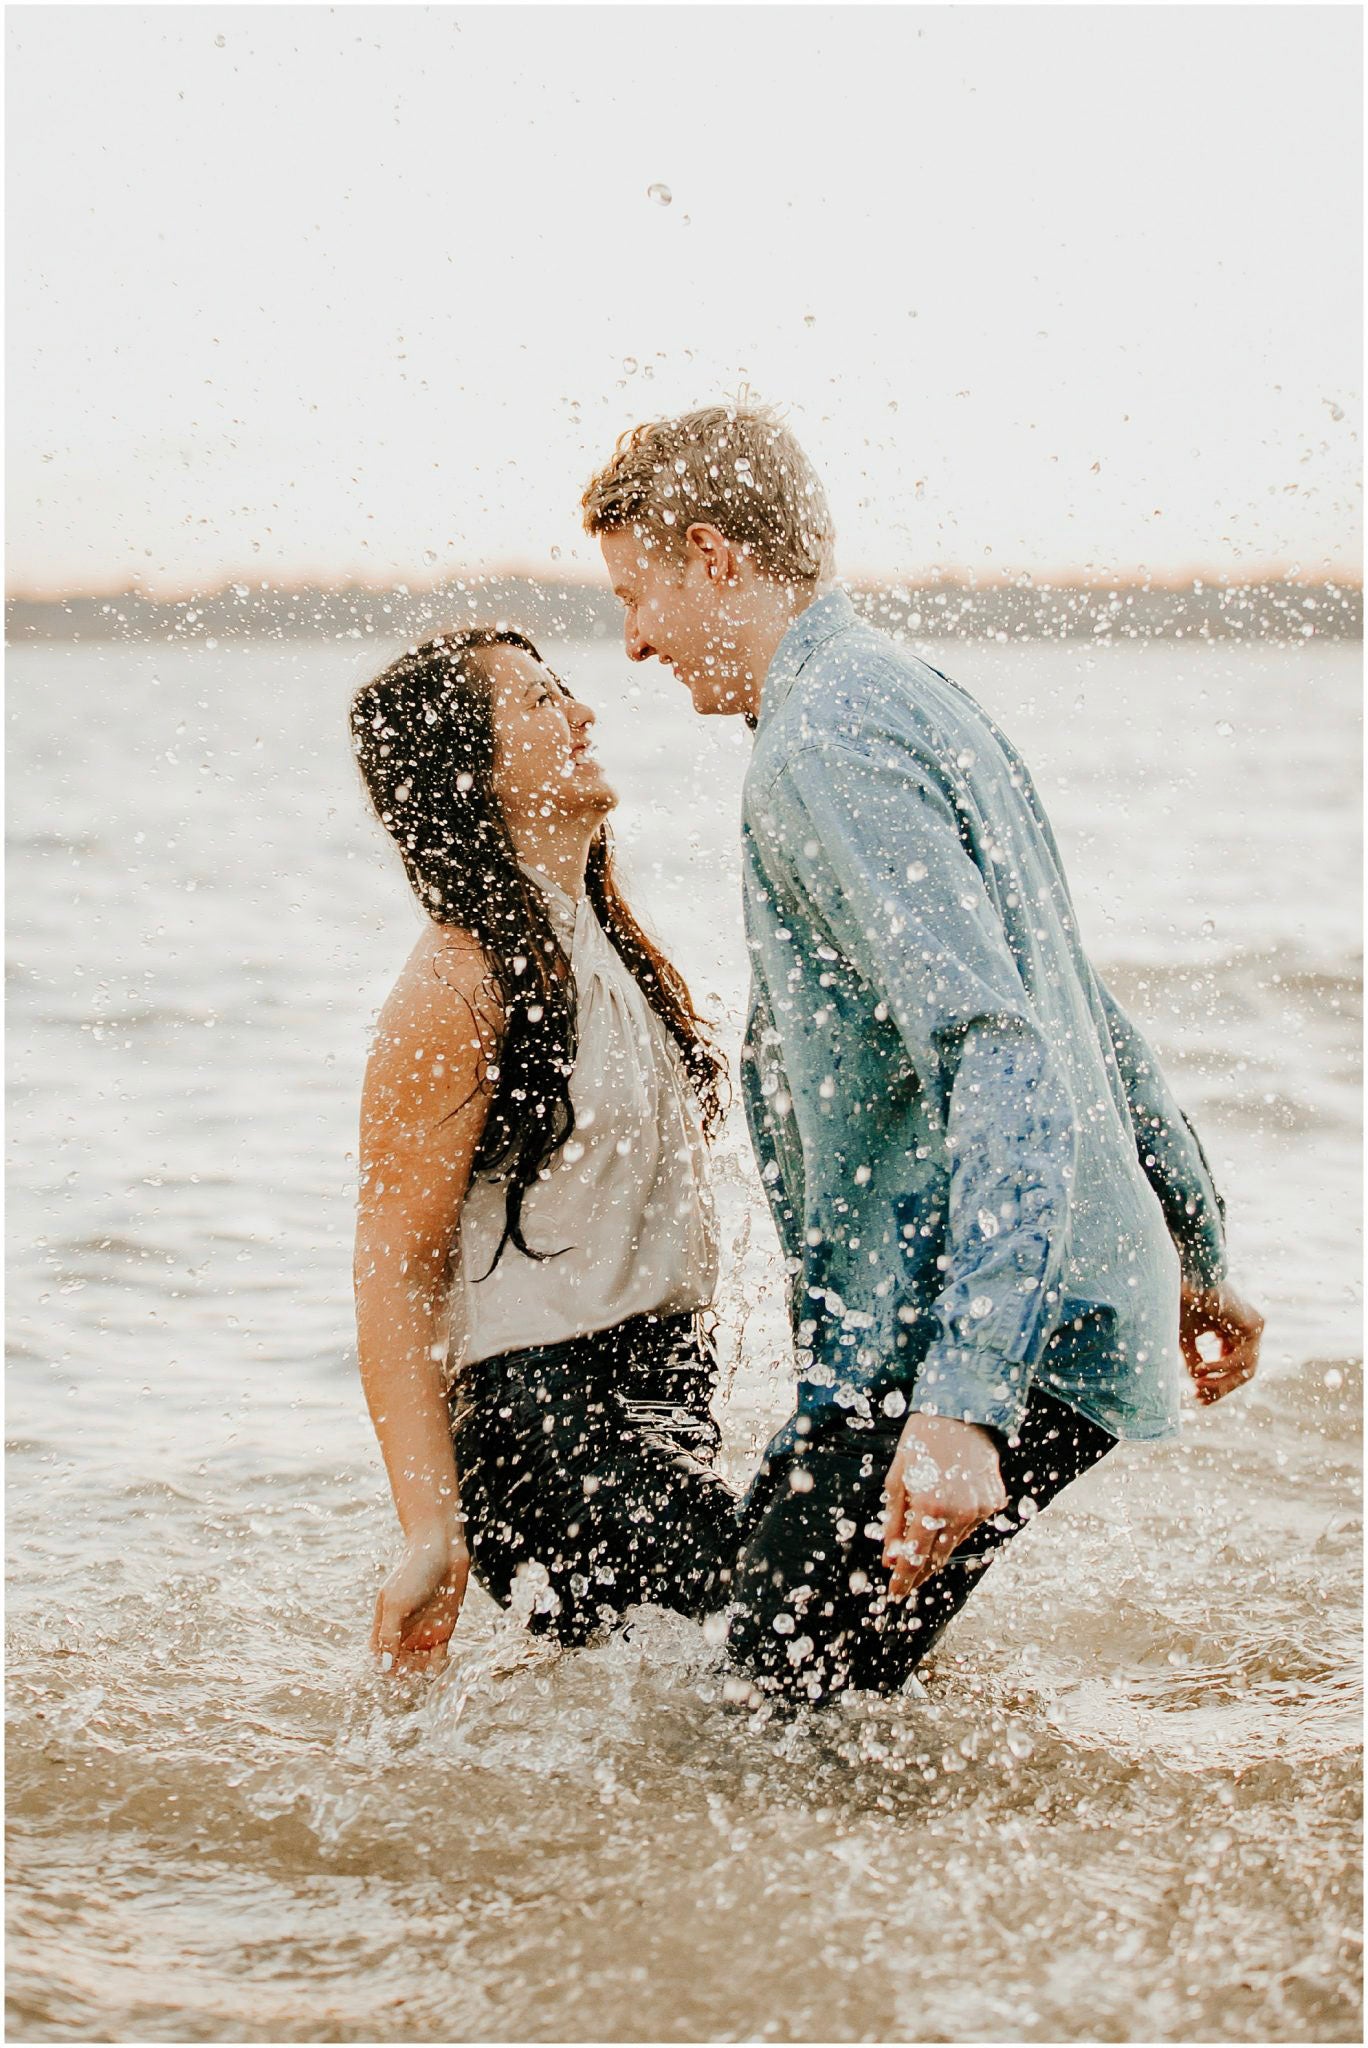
[7,2,1362,595]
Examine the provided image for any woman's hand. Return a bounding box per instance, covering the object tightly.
[371,1521,471,1674]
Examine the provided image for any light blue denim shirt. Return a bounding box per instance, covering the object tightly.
[742,588,1227,1444]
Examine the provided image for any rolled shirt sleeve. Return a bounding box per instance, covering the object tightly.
[757,740,1079,1438]
[1094,975,1228,1290]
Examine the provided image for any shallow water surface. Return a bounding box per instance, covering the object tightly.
[6,634,1362,2041]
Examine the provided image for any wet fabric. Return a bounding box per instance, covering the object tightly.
[452,1307,1115,1706]
[450,1311,739,1644]
[742,586,1227,1445]
[726,1384,1116,1705]
[456,866,718,1370]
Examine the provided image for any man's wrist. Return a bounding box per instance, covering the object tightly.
[908,1416,1006,1472]
[908,1410,1002,1450]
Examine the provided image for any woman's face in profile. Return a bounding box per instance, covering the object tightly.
[483,645,617,828]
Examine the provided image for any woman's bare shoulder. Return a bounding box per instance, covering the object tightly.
[361,925,503,1158]
[371,923,503,1071]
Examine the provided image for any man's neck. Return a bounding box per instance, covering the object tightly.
[736,579,829,722]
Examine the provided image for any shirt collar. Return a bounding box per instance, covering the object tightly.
[756,585,858,732]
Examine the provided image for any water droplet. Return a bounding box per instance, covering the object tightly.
[969,1295,994,1319]
[803,313,816,328]
[422,548,438,566]
[622,356,638,375]
[1215,719,1234,738]
[1201,917,1216,937]
[214,33,226,48]
[646,182,672,206]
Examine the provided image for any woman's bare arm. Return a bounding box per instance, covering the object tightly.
[354,930,501,1656]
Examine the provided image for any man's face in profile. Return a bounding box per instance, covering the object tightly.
[600,526,756,718]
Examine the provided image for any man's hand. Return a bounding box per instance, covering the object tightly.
[1180,1281,1263,1405]
[881,1412,1008,1601]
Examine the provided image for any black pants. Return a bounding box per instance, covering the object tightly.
[725,1386,1116,1704]
[450,1311,739,1646]
[453,1317,1113,1698]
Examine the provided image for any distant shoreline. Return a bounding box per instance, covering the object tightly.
[5,573,1361,645]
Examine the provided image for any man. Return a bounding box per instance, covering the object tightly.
[582,404,1263,1704]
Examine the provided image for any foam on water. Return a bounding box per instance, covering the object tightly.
[6,635,1361,2041]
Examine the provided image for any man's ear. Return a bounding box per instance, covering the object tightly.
[686,522,740,584]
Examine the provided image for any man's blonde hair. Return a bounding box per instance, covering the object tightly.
[581,402,835,585]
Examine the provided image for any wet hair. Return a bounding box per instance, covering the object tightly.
[581,400,835,585]
[350,627,726,1271]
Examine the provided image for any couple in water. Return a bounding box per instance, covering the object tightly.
[351,404,1263,1706]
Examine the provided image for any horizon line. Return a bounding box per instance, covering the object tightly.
[6,560,1361,608]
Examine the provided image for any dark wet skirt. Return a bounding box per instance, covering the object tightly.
[449,1310,741,1646]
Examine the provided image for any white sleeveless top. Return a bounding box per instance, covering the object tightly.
[451,867,719,1374]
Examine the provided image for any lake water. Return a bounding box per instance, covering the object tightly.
[6,627,1361,2042]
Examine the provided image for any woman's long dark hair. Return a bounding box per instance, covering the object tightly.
[350,627,726,1271]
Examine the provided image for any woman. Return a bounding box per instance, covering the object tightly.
[350,626,738,1674]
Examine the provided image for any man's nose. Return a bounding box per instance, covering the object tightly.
[624,613,652,663]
